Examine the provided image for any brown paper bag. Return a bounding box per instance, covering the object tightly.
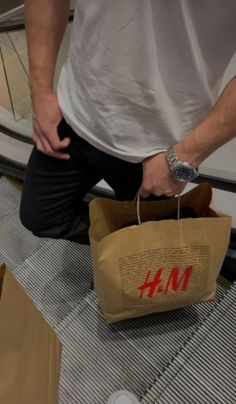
[89,183,231,324]
[0,264,61,404]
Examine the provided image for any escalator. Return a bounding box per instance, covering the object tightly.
[0,7,236,403]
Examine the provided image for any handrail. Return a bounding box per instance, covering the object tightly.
[0,124,33,145]
[194,176,236,193]
[0,5,24,23]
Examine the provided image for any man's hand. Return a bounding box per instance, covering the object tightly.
[140,153,187,198]
[32,92,71,159]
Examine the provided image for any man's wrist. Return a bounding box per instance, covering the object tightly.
[166,146,199,182]
[30,86,55,103]
[29,74,54,97]
[173,140,201,168]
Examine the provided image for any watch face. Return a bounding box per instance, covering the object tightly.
[173,163,198,182]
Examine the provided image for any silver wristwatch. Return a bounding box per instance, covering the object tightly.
[166,147,198,182]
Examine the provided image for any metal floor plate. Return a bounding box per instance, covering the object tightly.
[0,177,230,403]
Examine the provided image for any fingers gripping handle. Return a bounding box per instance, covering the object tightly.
[135,192,181,225]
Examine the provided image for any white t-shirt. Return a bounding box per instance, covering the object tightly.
[57,0,236,163]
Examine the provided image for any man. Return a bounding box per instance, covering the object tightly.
[20,0,236,243]
[20,1,236,402]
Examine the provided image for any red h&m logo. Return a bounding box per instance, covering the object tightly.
[138,266,193,299]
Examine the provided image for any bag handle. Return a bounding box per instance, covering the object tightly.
[136,192,181,225]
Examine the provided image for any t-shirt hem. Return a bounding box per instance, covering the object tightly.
[60,109,167,164]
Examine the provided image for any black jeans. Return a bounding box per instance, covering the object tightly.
[20,118,146,243]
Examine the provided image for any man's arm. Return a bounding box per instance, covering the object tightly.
[175,77,236,167]
[25,0,71,159]
[141,77,236,197]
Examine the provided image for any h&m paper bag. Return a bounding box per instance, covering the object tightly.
[0,264,61,404]
[89,183,231,324]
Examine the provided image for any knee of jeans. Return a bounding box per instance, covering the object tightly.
[20,215,51,238]
[20,204,65,239]
[19,204,44,236]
